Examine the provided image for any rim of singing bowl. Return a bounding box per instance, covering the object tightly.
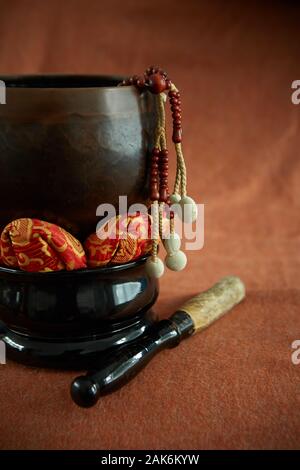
[0,74,129,89]
[0,256,149,280]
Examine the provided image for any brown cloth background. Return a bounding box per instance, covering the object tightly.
[0,0,300,450]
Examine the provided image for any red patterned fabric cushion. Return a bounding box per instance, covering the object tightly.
[84,212,152,268]
[0,218,87,272]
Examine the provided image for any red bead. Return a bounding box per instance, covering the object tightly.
[146,66,159,76]
[172,111,181,120]
[172,129,182,143]
[169,91,177,98]
[170,211,175,219]
[159,188,168,203]
[159,69,168,77]
[146,66,155,74]
[171,105,181,113]
[152,147,160,155]
[136,77,146,88]
[160,149,168,156]
[165,79,172,89]
[150,189,160,201]
[148,73,167,94]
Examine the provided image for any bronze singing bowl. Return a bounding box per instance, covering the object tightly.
[0,75,158,239]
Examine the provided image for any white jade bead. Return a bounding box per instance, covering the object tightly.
[180,196,198,223]
[165,250,187,272]
[145,257,165,278]
[163,233,181,254]
[169,193,181,204]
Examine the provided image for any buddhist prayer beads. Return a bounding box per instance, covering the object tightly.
[120,66,198,278]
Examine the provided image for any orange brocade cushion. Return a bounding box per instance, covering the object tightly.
[84,212,152,268]
[0,218,87,272]
[0,214,152,272]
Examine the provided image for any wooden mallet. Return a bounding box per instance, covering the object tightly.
[71,276,246,407]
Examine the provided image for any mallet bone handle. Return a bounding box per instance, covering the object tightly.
[71,276,245,407]
[179,275,245,331]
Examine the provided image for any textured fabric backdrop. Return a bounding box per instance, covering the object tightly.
[0,0,300,450]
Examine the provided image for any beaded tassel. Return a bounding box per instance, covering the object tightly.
[144,144,165,278]
[168,84,198,223]
[157,94,186,272]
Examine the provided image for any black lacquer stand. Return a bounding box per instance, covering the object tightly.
[0,257,158,369]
